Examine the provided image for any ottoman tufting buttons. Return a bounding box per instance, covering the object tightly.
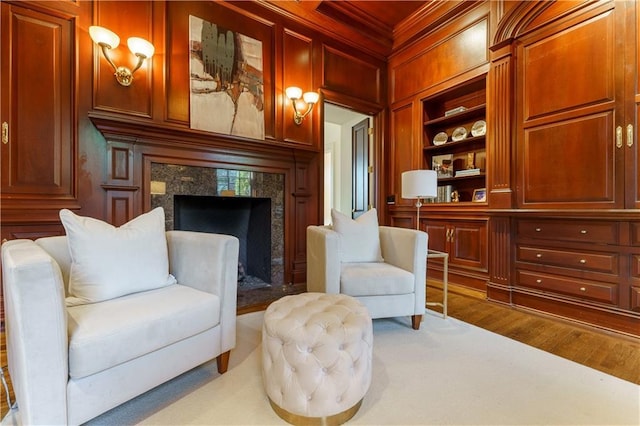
[262,292,373,426]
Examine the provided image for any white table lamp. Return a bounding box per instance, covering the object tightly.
[402,170,438,230]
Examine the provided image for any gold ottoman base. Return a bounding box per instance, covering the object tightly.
[268,397,363,426]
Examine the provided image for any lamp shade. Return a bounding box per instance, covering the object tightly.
[302,91,319,104]
[89,26,120,49]
[127,37,155,58]
[401,170,438,199]
[285,86,302,100]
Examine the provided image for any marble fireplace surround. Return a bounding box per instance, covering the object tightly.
[150,163,285,286]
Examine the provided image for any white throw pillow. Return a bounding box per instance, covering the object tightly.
[331,208,384,263]
[60,207,176,305]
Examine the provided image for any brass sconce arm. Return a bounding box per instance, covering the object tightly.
[89,26,154,87]
[285,87,319,125]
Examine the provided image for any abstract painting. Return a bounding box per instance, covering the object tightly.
[189,15,265,140]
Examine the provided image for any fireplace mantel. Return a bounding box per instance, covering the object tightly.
[89,111,319,285]
[88,111,318,160]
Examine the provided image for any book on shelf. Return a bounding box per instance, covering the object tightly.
[455,168,481,177]
[436,185,453,203]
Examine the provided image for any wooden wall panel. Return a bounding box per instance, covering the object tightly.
[522,10,615,121]
[106,191,135,227]
[390,14,488,103]
[322,46,381,104]
[283,28,314,146]
[1,4,74,200]
[487,44,514,208]
[107,142,134,185]
[93,1,154,117]
[388,102,416,207]
[487,216,512,304]
[522,113,615,205]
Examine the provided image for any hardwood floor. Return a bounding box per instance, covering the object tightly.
[425,281,640,385]
[1,281,638,419]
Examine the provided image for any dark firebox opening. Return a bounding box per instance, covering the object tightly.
[174,195,271,284]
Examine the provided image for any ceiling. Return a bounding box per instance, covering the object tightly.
[263,0,432,56]
[314,1,430,32]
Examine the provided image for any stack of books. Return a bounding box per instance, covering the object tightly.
[455,168,481,177]
[436,185,453,203]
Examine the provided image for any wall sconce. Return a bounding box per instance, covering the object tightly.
[89,25,155,87]
[285,87,319,125]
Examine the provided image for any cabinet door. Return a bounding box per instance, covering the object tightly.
[516,2,626,209]
[449,220,487,270]
[0,3,75,206]
[425,219,487,271]
[425,221,448,253]
[630,1,640,209]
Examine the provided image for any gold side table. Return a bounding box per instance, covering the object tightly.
[426,249,448,319]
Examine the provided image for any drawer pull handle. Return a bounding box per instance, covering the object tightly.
[536,279,542,284]
[580,230,587,234]
[535,228,541,232]
[536,253,542,258]
[579,259,586,264]
[580,287,587,292]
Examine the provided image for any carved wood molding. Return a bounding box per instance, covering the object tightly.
[88,111,318,161]
[492,0,606,48]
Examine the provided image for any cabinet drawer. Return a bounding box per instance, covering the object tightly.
[517,246,618,274]
[517,220,618,244]
[517,270,617,305]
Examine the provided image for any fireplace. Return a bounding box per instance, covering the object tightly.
[150,163,284,286]
[174,195,271,284]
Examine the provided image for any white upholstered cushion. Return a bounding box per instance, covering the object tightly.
[67,284,220,379]
[60,208,176,305]
[262,293,372,418]
[340,262,414,296]
[331,208,383,263]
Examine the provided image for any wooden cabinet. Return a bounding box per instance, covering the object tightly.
[515,1,636,210]
[513,217,640,336]
[0,2,78,239]
[422,76,487,203]
[515,219,622,307]
[485,0,640,336]
[425,217,488,290]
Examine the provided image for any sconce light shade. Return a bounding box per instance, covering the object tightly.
[285,86,318,125]
[285,86,303,100]
[89,26,120,49]
[402,170,438,199]
[127,37,155,59]
[89,25,154,87]
[302,91,320,104]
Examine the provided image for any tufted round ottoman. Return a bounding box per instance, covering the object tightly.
[262,292,373,425]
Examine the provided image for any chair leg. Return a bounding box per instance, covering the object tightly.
[411,314,422,330]
[217,350,231,373]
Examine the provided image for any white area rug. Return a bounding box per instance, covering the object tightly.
[85,311,639,425]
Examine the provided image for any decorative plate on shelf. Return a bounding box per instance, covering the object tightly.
[451,126,468,142]
[433,132,448,146]
[471,120,486,137]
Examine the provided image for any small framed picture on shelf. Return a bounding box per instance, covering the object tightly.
[472,188,486,202]
[432,154,453,178]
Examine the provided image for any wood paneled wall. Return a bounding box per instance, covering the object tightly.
[1,0,386,286]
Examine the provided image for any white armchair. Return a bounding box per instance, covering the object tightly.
[1,229,239,425]
[306,225,428,329]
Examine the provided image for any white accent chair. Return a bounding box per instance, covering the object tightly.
[1,230,239,425]
[306,225,428,329]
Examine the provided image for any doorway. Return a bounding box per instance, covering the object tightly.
[323,103,373,225]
